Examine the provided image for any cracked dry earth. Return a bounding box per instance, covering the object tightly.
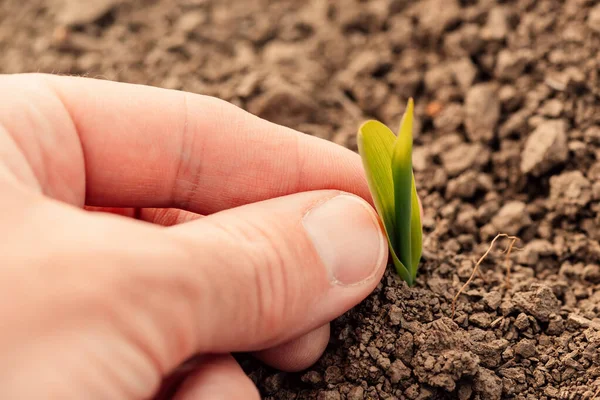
[2,0,600,398]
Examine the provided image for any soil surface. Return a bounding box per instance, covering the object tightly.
[2,0,600,399]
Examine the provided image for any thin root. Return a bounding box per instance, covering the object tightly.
[451,233,519,319]
[593,385,600,400]
[503,237,520,289]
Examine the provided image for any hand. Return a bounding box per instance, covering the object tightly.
[0,74,388,399]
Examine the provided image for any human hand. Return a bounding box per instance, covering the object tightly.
[0,74,388,399]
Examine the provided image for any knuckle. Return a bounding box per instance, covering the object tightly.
[212,217,293,339]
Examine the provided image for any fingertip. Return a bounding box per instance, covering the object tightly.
[172,355,259,400]
[253,324,330,372]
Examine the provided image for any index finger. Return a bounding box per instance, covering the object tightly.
[3,74,370,214]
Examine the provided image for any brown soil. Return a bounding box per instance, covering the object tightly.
[2,0,600,399]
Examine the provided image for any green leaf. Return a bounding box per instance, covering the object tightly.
[391,99,414,275]
[357,120,397,247]
[357,120,412,283]
[410,173,422,279]
[357,99,421,286]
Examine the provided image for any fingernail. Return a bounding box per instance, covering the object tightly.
[303,194,387,286]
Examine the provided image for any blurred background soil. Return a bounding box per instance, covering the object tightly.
[2,0,600,398]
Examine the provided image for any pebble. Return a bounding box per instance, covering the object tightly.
[473,368,503,400]
[515,313,530,330]
[347,386,364,400]
[583,265,600,283]
[418,0,461,38]
[549,170,592,210]
[388,359,412,383]
[490,201,532,236]
[495,49,533,80]
[588,4,600,33]
[513,285,560,322]
[470,312,492,328]
[441,142,490,176]
[55,0,121,25]
[546,315,565,335]
[515,338,537,358]
[483,291,502,310]
[481,7,508,41]
[450,58,478,92]
[520,120,568,176]
[388,305,403,326]
[465,84,500,142]
[318,390,341,400]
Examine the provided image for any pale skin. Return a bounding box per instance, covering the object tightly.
[0,74,390,399]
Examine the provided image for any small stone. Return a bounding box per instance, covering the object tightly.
[177,11,207,32]
[433,103,464,132]
[495,49,533,80]
[458,384,473,400]
[514,339,536,358]
[388,305,403,326]
[516,240,554,265]
[388,359,412,383]
[441,143,490,176]
[56,0,121,25]
[418,0,461,38]
[533,369,546,387]
[324,366,343,384]
[424,64,454,92]
[513,285,560,322]
[520,120,568,176]
[263,373,286,394]
[538,99,563,117]
[465,84,500,142]
[318,390,341,400]
[395,332,414,364]
[446,171,478,199]
[451,58,478,92]
[473,367,502,400]
[347,386,365,400]
[549,170,592,212]
[544,386,559,398]
[490,201,532,236]
[584,126,600,145]
[412,147,430,172]
[588,4,600,33]
[481,7,508,40]
[500,300,516,316]
[483,291,502,310]
[301,371,322,385]
[566,314,591,331]
[514,313,530,330]
[583,264,600,283]
[470,312,492,328]
[546,315,565,335]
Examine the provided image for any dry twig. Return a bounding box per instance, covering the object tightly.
[503,236,519,288]
[451,233,519,318]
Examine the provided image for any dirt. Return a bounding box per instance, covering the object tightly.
[2,0,600,398]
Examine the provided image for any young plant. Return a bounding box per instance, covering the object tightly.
[357,99,422,286]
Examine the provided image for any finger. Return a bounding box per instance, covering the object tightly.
[167,190,387,353]
[1,74,370,211]
[253,324,330,372]
[84,207,202,226]
[0,189,385,396]
[172,355,259,400]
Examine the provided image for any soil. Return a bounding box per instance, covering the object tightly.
[2,0,600,398]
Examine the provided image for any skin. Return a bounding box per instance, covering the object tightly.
[0,74,389,399]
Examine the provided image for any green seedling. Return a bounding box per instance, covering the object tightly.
[357,99,422,286]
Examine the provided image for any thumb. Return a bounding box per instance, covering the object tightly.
[169,190,388,353]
